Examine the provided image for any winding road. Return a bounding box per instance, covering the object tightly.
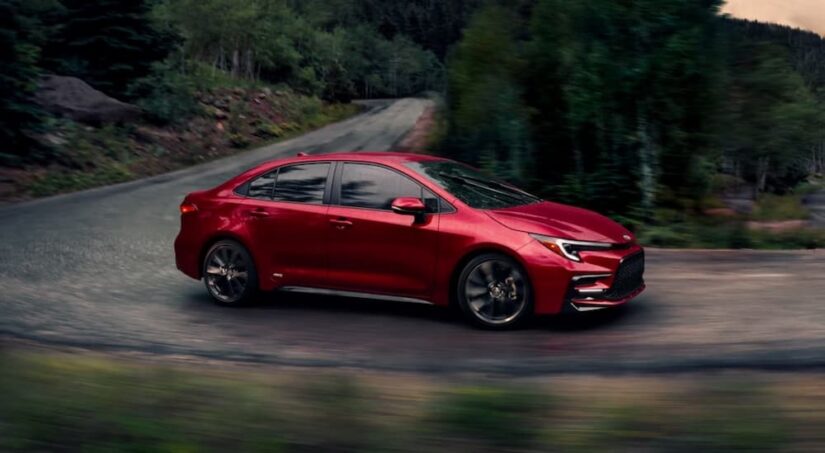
[1,98,824,375]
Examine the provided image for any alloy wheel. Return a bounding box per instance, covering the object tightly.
[204,244,250,304]
[463,259,528,326]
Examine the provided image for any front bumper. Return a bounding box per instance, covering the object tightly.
[564,250,645,312]
[518,240,646,314]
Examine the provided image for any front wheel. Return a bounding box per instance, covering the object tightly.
[202,240,259,306]
[456,253,533,329]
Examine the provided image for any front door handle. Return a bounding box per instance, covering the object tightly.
[329,218,353,229]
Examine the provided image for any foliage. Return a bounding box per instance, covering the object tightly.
[751,194,810,221]
[155,0,442,101]
[128,59,201,124]
[442,0,725,219]
[0,0,49,165]
[440,1,825,226]
[442,5,533,182]
[719,40,824,193]
[290,0,483,60]
[635,208,825,249]
[41,0,176,99]
[17,85,359,197]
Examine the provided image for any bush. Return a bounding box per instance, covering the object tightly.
[128,60,201,125]
[752,194,809,221]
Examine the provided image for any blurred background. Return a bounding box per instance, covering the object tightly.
[1,0,824,451]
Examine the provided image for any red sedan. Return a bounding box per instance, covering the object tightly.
[175,152,645,329]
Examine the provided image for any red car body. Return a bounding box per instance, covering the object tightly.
[175,152,644,327]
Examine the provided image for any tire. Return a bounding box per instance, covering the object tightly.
[202,240,259,306]
[456,253,533,329]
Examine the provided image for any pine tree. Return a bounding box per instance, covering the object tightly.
[0,0,47,164]
[43,0,174,98]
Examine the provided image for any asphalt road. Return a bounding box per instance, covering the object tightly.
[1,98,824,375]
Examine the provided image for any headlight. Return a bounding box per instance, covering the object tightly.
[530,234,613,262]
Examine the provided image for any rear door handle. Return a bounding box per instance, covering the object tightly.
[248,209,270,218]
[329,218,353,229]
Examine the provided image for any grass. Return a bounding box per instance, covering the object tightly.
[2,349,823,451]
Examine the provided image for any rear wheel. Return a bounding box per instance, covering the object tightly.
[456,253,533,329]
[203,240,259,306]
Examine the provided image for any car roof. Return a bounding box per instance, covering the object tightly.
[221,152,453,191]
[296,151,448,163]
[253,151,450,173]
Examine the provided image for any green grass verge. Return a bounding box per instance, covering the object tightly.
[1,350,815,452]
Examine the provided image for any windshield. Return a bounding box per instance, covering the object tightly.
[406,161,541,209]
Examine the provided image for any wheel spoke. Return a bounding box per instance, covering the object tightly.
[478,262,495,284]
[468,272,487,290]
[230,278,243,295]
[466,288,488,299]
[470,297,491,313]
[206,266,222,275]
[224,277,236,297]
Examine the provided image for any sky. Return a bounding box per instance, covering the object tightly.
[722,0,825,36]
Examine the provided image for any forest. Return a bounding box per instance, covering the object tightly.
[2,0,824,245]
[444,1,825,222]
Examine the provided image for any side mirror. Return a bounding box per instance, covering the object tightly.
[391,197,426,216]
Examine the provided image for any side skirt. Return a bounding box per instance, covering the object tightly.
[277,286,434,306]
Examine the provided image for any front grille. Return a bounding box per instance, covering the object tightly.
[603,251,645,300]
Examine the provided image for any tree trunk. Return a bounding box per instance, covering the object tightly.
[232,49,240,77]
[637,112,656,216]
[756,156,769,194]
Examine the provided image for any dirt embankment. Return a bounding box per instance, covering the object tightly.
[395,104,438,152]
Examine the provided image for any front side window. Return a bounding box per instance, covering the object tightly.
[272,163,330,204]
[340,163,425,210]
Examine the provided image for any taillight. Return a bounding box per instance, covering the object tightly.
[180,202,198,215]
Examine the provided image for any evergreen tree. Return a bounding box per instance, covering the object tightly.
[0,0,47,164]
[43,0,174,98]
[444,4,533,183]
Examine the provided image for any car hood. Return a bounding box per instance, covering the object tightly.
[485,201,634,243]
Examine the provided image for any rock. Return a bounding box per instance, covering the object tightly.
[34,75,141,124]
[40,133,67,147]
[211,107,228,120]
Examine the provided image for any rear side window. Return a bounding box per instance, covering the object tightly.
[247,172,276,199]
[272,163,330,204]
[340,163,426,210]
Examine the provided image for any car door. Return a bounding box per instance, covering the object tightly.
[241,162,332,288]
[323,162,441,299]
